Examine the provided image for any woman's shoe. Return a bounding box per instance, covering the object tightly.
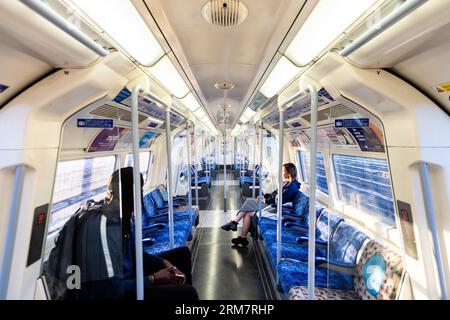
[231,236,249,247]
[221,221,238,231]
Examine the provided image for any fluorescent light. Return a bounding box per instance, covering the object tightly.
[72,0,164,66]
[243,108,256,119]
[260,56,302,98]
[181,93,200,111]
[194,108,206,118]
[148,55,190,98]
[285,0,376,65]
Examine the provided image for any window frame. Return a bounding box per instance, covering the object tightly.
[298,149,329,195]
[332,153,396,227]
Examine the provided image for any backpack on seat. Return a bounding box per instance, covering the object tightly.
[42,199,116,300]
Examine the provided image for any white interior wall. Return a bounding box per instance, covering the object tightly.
[0,53,132,299]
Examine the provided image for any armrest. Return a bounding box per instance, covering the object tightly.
[142,238,155,247]
[296,236,328,248]
[142,223,166,235]
[284,221,308,233]
[145,214,169,223]
[156,208,169,214]
[315,257,356,274]
[282,212,302,221]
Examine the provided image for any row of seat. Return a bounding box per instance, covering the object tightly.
[140,185,199,255]
[256,189,405,300]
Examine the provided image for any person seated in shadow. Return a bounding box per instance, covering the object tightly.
[66,167,198,300]
[221,163,300,247]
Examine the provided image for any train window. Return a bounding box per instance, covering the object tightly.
[298,150,329,194]
[333,154,395,227]
[125,151,151,183]
[49,156,116,236]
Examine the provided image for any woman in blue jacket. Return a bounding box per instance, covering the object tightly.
[221,163,301,246]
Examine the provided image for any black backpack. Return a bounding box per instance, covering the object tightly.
[43,199,106,299]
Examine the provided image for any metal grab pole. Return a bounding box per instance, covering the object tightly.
[131,85,144,300]
[19,0,109,57]
[306,85,318,300]
[252,123,257,198]
[418,162,448,299]
[340,0,426,57]
[186,122,193,210]
[276,108,285,285]
[223,107,228,212]
[0,165,26,299]
[165,108,175,249]
[258,123,264,221]
[193,125,199,206]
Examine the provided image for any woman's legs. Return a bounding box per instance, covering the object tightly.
[240,213,252,238]
[221,211,249,231]
[240,211,255,238]
[231,211,255,247]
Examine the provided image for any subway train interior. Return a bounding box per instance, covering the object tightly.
[1,0,450,302]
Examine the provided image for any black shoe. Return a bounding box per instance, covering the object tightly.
[231,237,249,247]
[221,221,238,231]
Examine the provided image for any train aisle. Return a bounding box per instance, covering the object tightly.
[191,170,269,300]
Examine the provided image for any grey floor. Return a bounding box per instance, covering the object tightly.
[191,171,268,300]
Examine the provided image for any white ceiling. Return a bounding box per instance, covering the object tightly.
[142,0,306,127]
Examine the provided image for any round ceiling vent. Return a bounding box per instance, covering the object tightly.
[201,0,248,27]
[214,80,235,90]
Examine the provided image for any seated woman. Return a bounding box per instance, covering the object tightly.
[67,167,198,300]
[221,163,300,247]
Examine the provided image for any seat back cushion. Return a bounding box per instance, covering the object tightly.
[329,222,369,265]
[354,240,404,300]
[158,184,169,202]
[150,188,165,209]
[316,209,344,243]
[293,190,309,220]
[143,192,157,218]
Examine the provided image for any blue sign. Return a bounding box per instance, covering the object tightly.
[0,84,9,93]
[335,118,369,128]
[77,119,113,128]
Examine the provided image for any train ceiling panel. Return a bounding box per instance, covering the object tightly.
[142,0,306,125]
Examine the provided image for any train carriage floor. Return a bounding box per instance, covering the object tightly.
[191,170,274,300]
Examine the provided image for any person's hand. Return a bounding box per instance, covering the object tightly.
[171,267,186,285]
[151,267,176,285]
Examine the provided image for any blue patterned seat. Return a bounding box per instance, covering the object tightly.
[276,221,369,295]
[278,260,354,294]
[143,192,196,225]
[288,240,405,300]
[144,239,187,255]
[190,165,211,186]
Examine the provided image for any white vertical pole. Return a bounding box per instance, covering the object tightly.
[418,162,448,299]
[193,124,199,206]
[306,85,318,300]
[186,121,193,210]
[165,107,175,249]
[276,108,284,285]
[131,85,144,300]
[223,107,228,212]
[258,123,264,221]
[252,122,257,198]
[0,165,26,299]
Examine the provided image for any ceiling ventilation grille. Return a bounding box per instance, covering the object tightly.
[90,104,147,124]
[201,0,248,27]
